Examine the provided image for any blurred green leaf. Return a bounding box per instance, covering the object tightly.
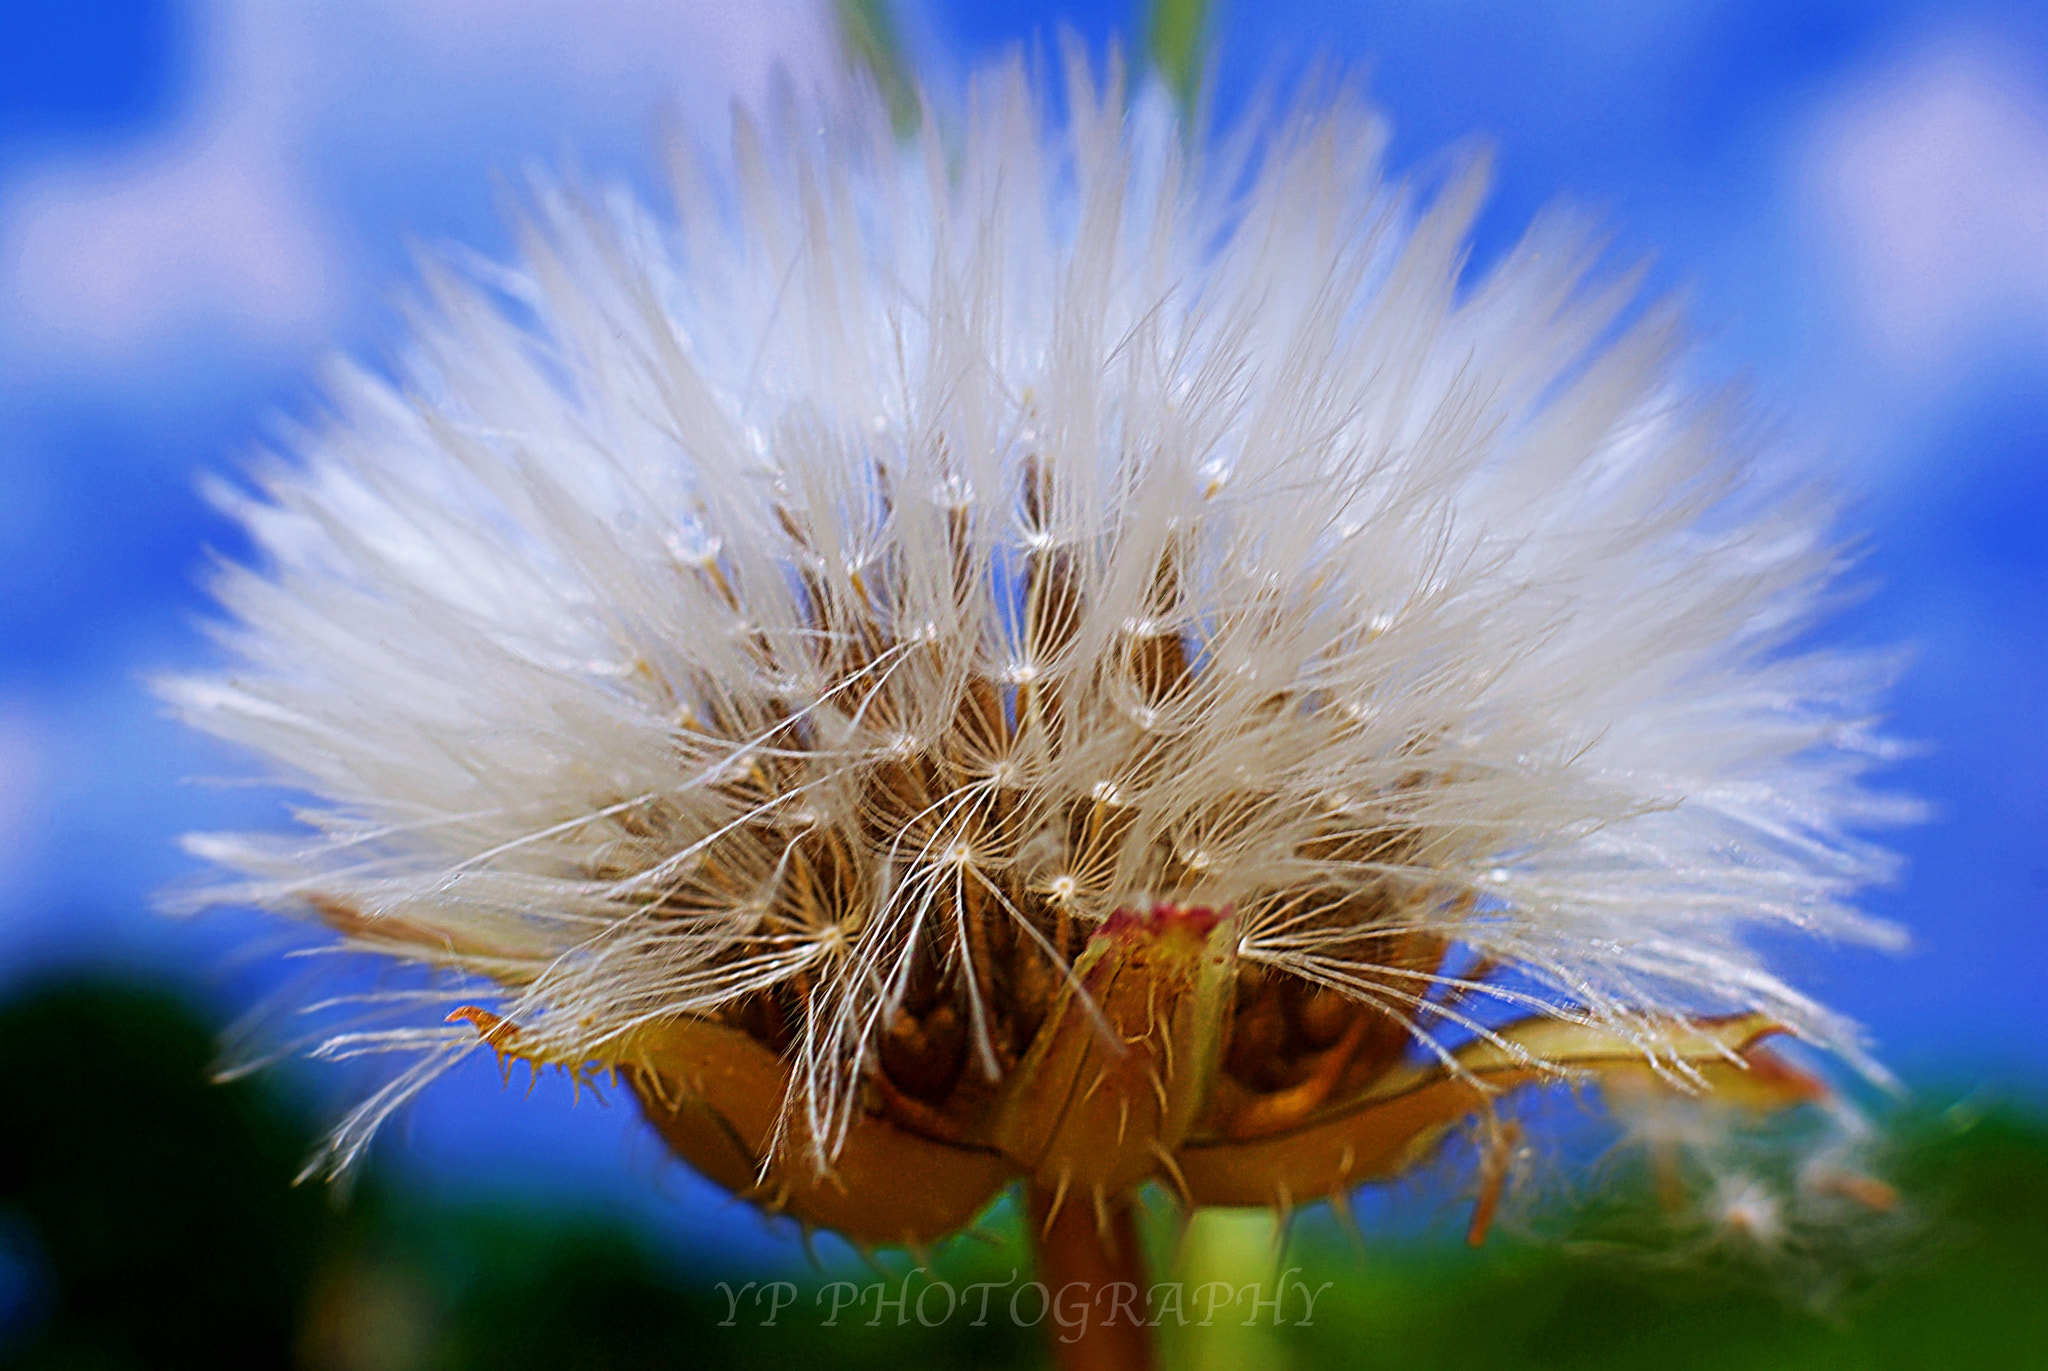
[835,0,919,136]
[1146,0,1217,118]
[0,981,331,1369]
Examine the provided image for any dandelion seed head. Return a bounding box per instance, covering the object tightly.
[166,54,1907,1237]
[1711,1174,1789,1248]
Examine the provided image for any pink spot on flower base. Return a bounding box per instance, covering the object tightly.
[1098,903,1227,942]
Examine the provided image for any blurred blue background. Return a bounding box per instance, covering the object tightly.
[1,0,2043,1274]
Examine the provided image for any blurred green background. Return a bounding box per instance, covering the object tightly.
[3,977,2043,1368]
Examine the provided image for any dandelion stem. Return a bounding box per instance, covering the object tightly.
[1026,1181,1157,1371]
